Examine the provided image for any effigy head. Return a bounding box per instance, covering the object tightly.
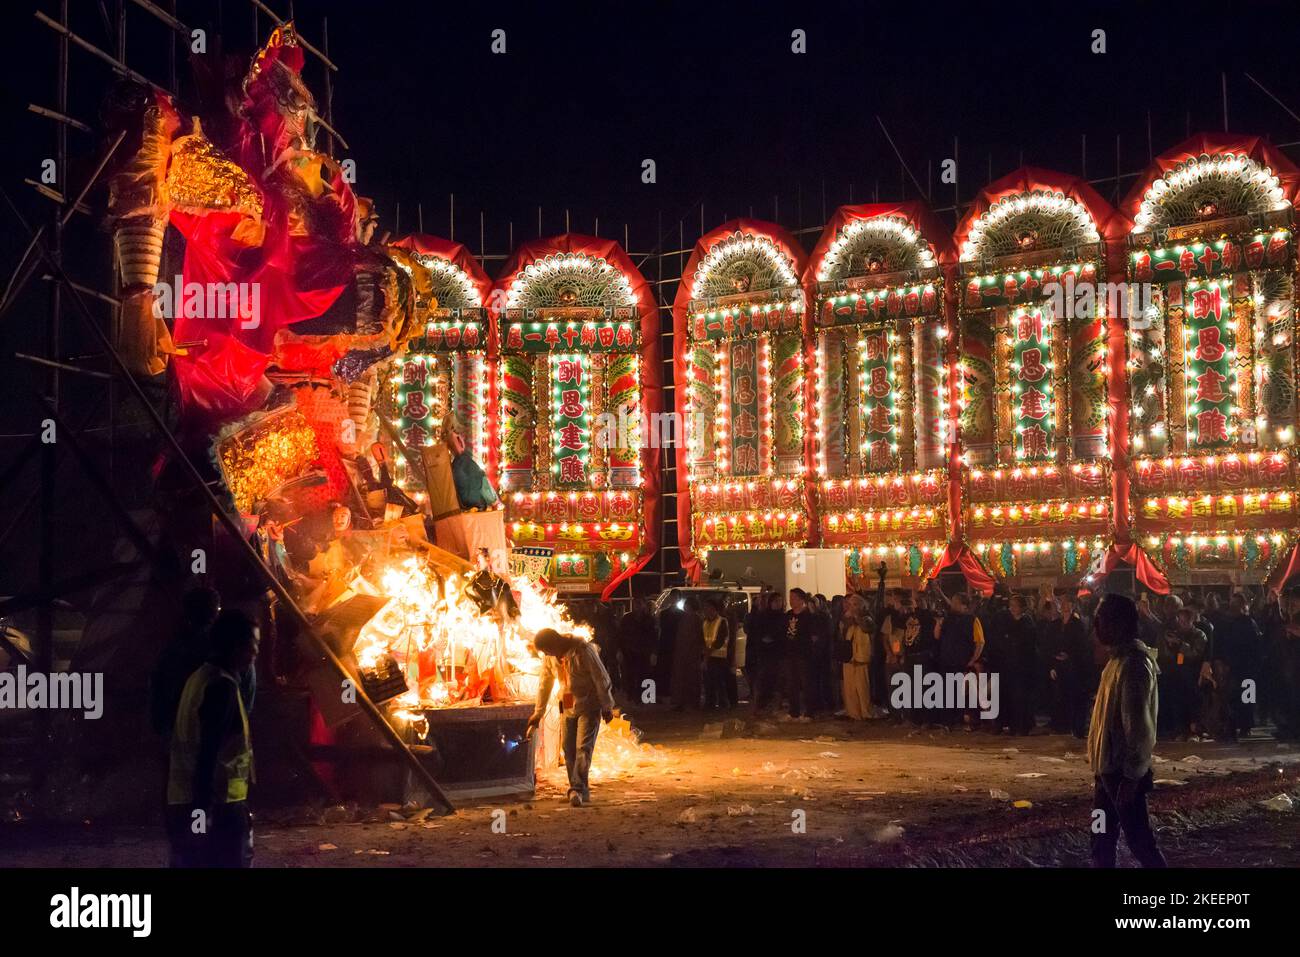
[242,23,317,152]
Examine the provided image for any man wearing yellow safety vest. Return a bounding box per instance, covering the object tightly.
[166,609,259,867]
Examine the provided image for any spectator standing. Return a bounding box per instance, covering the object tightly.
[899,591,938,725]
[936,592,984,730]
[747,591,786,714]
[670,597,704,711]
[1002,595,1039,735]
[838,594,874,720]
[701,600,733,710]
[617,598,657,703]
[785,589,818,721]
[1156,606,1207,739]
[1059,594,1096,738]
[1087,594,1167,868]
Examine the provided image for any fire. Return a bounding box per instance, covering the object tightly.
[353,556,587,709]
[351,555,662,780]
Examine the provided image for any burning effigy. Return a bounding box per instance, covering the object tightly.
[100,21,659,803]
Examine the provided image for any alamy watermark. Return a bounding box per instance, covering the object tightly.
[1045,275,1155,329]
[151,276,262,330]
[590,408,706,451]
[890,665,1000,720]
[49,887,151,937]
[0,666,103,719]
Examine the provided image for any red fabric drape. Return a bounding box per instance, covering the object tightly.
[1104,544,1171,596]
[1266,543,1300,597]
[924,543,996,596]
[486,235,661,601]
[671,219,808,582]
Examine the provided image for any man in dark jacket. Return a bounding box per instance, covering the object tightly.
[785,589,819,721]
[1204,593,1261,740]
[1157,606,1207,739]
[936,593,984,728]
[898,591,937,725]
[1059,594,1096,738]
[617,598,657,702]
[991,595,1038,735]
[746,591,785,714]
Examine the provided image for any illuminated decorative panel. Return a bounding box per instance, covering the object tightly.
[1126,146,1299,581]
[496,248,648,591]
[954,179,1112,577]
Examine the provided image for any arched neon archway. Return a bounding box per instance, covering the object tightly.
[672,220,809,581]
[489,235,661,599]
[1122,135,1300,589]
[803,202,953,588]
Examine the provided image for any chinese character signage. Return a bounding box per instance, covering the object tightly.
[817,284,938,328]
[728,339,761,477]
[859,329,897,472]
[1134,232,1291,285]
[503,321,637,352]
[411,320,483,351]
[551,354,589,487]
[1185,282,1233,449]
[1011,309,1053,461]
[398,356,435,450]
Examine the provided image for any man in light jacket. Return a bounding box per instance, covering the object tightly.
[1086,593,1167,867]
[527,629,616,807]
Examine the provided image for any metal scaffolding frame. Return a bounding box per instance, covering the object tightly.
[5,0,452,813]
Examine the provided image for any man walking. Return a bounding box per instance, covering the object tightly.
[1087,593,1167,868]
[527,629,617,807]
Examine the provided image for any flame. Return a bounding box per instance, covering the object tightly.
[352,556,661,780]
[352,557,591,709]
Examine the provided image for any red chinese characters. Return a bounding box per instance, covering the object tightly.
[867,365,891,398]
[1021,425,1049,458]
[555,359,583,386]
[1019,387,1048,421]
[1194,368,1227,403]
[559,456,586,484]
[1018,348,1047,383]
[1195,408,1228,445]
[1192,325,1226,363]
[559,389,584,418]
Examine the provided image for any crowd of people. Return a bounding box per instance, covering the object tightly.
[597,583,1300,743]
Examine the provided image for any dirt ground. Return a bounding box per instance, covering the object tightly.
[3,711,1299,867]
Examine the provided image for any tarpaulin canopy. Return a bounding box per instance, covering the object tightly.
[953,166,1129,257]
[1120,132,1300,227]
[671,219,808,581]
[488,234,662,601]
[390,233,494,307]
[802,200,956,282]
